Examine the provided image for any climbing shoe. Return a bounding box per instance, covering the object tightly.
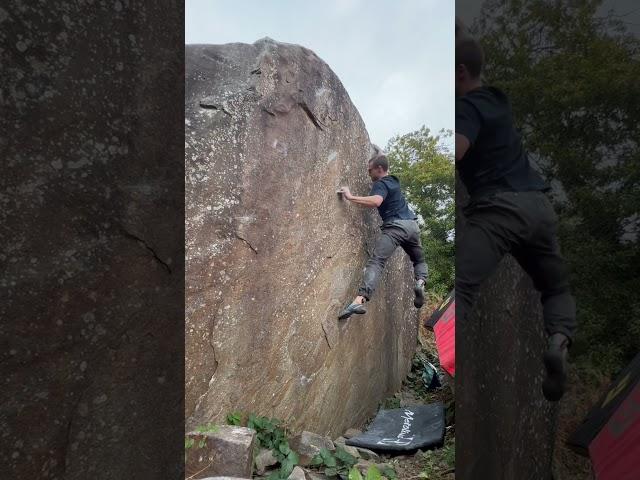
[338,302,366,320]
[414,280,425,309]
[542,333,570,402]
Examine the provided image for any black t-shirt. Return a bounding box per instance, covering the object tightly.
[456,86,548,198]
[369,175,416,223]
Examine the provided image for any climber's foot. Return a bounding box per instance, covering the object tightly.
[542,333,570,402]
[338,302,366,320]
[414,280,425,308]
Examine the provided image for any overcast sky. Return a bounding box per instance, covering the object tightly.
[185,0,454,148]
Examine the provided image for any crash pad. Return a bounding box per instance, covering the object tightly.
[345,404,445,452]
[425,289,456,377]
[433,305,455,377]
[568,352,640,455]
[589,381,640,480]
[425,289,454,329]
[568,353,640,479]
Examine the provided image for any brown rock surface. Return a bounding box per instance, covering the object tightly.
[185,38,418,436]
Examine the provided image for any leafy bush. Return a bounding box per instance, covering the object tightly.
[224,412,299,479]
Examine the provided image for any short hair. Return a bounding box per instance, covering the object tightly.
[456,37,484,79]
[369,154,389,172]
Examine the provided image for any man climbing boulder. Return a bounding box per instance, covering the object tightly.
[454,30,577,401]
[337,146,428,320]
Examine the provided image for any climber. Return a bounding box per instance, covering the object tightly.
[454,27,577,401]
[336,147,427,321]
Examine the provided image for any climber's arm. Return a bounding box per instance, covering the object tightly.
[338,187,383,208]
[347,194,384,208]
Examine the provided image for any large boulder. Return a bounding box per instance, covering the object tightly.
[185,38,418,436]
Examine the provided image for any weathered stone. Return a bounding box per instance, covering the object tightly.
[185,38,418,437]
[341,445,361,458]
[288,466,307,480]
[185,426,256,478]
[353,446,380,461]
[355,459,373,472]
[255,447,279,475]
[289,431,335,465]
[333,436,347,445]
[343,428,363,439]
[306,473,330,480]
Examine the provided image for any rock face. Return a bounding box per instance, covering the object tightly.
[456,179,557,479]
[1,4,184,480]
[185,38,418,435]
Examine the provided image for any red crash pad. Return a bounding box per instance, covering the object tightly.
[588,381,640,480]
[425,291,455,377]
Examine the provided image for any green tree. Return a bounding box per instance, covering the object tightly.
[471,0,640,371]
[386,127,455,297]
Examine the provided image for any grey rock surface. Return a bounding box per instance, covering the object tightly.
[255,447,279,474]
[456,177,557,479]
[185,426,256,479]
[1,3,184,479]
[289,431,335,465]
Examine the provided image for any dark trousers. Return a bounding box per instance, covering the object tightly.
[357,219,428,300]
[456,190,576,340]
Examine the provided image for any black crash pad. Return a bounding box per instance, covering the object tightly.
[345,404,445,452]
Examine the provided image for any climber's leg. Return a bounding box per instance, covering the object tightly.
[398,219,428,308]
[338,228,398,320]
[456,194,524,323]
[511,193,576,401]
[357,227,400,300]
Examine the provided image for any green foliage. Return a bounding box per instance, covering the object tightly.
[420,444,455,478]
[379,464,397,480]
[184,437,194,450]
[471,0,640,374]
[348,467,364,480]
[310,446,358,478]
[382,394,401,410]
[346,464,397,480]
[185,423,219,455]
[241,413,299,480]
[347,465,398,480]
[365,464,382,480]
[442,443,455,468]
[194,422,219,434]
[386,127,455,297]
[226,411,242,426]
